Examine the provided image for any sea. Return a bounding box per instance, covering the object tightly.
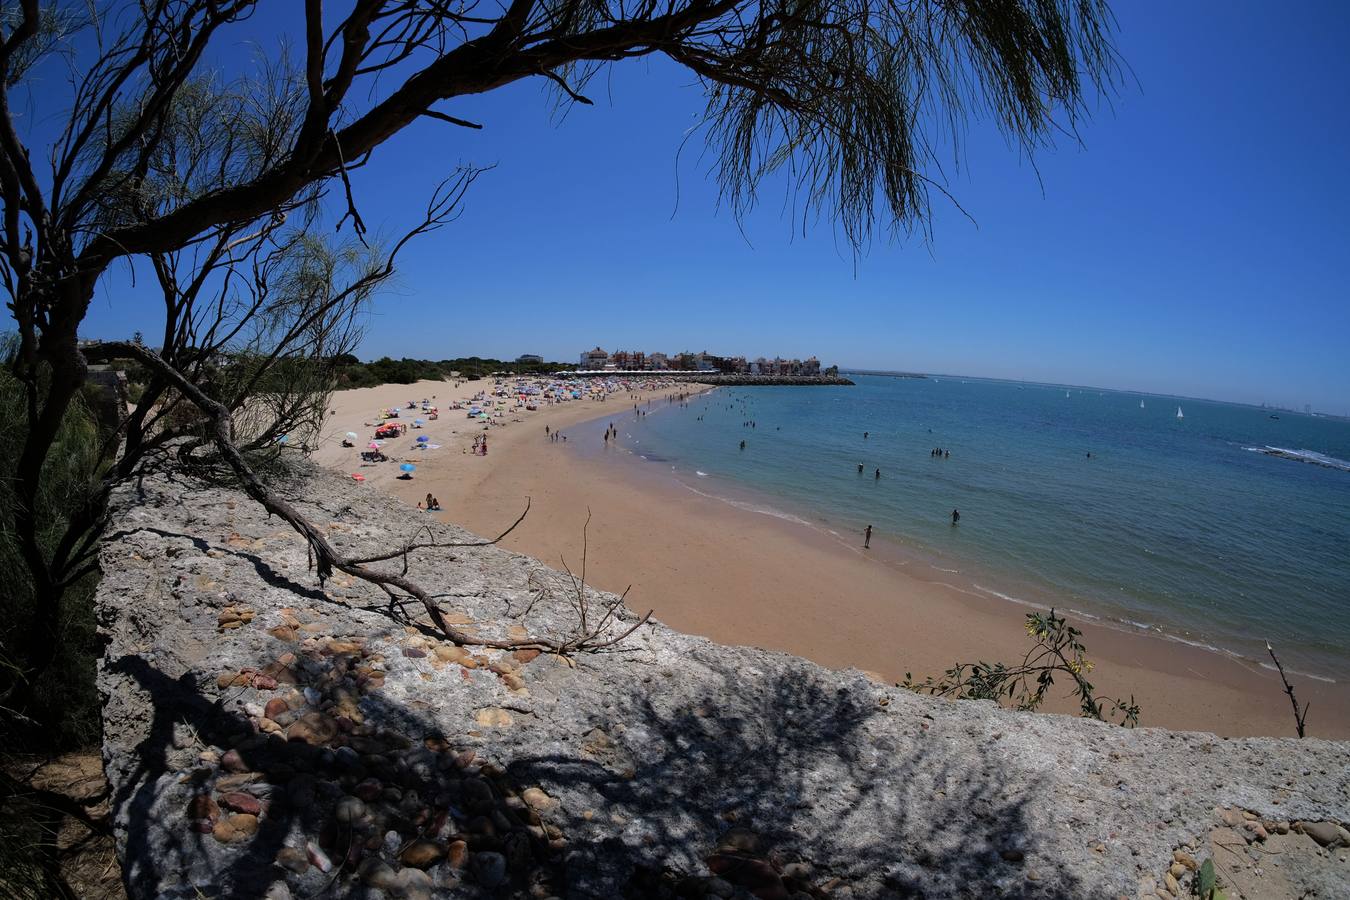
[593,375,1350,682]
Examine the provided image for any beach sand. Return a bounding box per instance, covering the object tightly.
[314,378,1350,738]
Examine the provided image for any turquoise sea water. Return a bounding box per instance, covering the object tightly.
[597,376,1350,681]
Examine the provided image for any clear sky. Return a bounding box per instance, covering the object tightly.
[76,1,1350,412]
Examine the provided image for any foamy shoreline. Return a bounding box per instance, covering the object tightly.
[584,405,1348,687]
[313,377,1350,738]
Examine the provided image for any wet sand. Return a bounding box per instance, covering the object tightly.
[314,379,1350,738]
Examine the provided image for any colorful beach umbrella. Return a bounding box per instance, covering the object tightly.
[368,442,380,449]
[416,435,429,443]
[400,463,416,473]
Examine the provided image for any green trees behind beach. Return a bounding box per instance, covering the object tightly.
[335,356,578,387]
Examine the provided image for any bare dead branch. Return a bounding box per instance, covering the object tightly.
[87,342,651,656]
[420,109,484,129]
[1266,642,1309,738]
[347,499,531,564]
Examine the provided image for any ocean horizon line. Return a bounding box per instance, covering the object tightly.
[837,369,1348,420]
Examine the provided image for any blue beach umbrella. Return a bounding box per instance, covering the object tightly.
[400,463,416,473]
[416,435,429,443]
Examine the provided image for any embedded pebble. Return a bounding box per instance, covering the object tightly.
[394,867,433,900]
[358,857,398,890]
[471,851,507,887]
[522,787,556,811]
[334,796,367,824]
[474,708,513,728]
[220,792,261,816]
[400,840,446,869]
[306,842,332,873]
[275,847,309,874]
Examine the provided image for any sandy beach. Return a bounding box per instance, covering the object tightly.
[313,378,1350,738]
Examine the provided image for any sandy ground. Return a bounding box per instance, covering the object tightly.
[313,379,1350,738]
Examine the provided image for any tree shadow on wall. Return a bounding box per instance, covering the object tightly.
[508,655,1079,899]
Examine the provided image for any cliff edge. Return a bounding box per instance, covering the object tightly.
[96,464,1350,899]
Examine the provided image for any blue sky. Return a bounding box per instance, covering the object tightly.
[76,1,1350,412]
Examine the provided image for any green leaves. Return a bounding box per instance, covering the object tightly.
[900,608,1140,727]
[1197,858,1218,899]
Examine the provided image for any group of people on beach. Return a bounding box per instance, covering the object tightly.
[418,493,442,512]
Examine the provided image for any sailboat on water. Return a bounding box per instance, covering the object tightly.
[1140,399,1145,409]
[1176,406,1184,419]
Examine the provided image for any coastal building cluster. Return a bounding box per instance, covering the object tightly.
[574,347,823,375]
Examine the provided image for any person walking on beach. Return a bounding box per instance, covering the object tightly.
[864,525,872,549]
[951,509,960,525]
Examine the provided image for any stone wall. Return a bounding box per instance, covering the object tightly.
[96,464,1350,899]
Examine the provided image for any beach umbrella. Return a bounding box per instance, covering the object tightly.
[415,419,425,425]
[416,435,429,443]
[368,442,380,449]
[400,463,416,473]
[346,432,358,441]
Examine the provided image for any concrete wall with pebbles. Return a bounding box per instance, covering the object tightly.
[96,464,1350,899]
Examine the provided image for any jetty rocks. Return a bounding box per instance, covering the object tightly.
[97,464,1349,899]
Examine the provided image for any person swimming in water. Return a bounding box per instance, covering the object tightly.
[951,509,960,525]
[874,468,881,480]
[740,440,746,450]
[857,462,864,473]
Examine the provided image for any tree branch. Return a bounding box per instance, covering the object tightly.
[88,342,649,655]
[1266,642,1309,738]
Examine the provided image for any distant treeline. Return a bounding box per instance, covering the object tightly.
[332,355,577,387]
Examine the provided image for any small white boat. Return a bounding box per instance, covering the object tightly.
[1176,406,1184,419]
[1140,399,1145,409]
[1065,390,1070,398]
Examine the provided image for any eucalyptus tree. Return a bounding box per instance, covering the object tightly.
[0,0,1120,718]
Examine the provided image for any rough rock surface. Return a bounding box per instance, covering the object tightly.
[97,464,1350,899]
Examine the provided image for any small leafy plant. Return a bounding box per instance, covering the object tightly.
[902,608,1141,726]
[1195,857,1227,900]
